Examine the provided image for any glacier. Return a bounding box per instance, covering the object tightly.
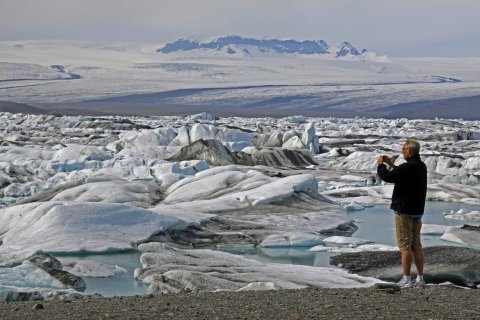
[0,40,479,119]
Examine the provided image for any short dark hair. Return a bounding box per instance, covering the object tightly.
[404,138,420,154]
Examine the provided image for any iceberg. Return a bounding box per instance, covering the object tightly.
[134,243,381,294]
[0,201,194,264]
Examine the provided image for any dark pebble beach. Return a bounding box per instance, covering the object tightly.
[1,286,479,320]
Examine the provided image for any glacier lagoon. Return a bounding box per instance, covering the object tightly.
[0,111,479,300]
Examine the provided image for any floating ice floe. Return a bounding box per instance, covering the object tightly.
[440,225,480,247]
[61,260,127,278]
[323,183,480,206]
[287,115,307,124]
[443,209,480,222]
[0,202,196,264]
[118,128,177,148]
[259,233,324,247]
[257,247,314,259]
[421,224,452,235]
[48,180,161,205]
[163,171,318,209]
[310,243,398,253]
[428,184,480,205]
[0,253,89,301]
[155,170,353,247]
[0,263,68,290]
[187,112,216,121]
[163,169,270,204]
[322,236,373,247]
[134,243,382,294]
[335,196,390,209]
[339,175,368,182]
[322,185,393,202]
[343,202,367,212]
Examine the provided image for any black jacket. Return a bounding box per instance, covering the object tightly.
[377,154,427,215]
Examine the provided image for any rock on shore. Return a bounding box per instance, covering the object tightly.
[331,246,480,287]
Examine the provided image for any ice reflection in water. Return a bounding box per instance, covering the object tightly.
[56,251,148,297]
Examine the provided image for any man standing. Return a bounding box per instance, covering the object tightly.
[377,138,427,288]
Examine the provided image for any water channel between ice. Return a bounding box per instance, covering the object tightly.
[34,201,480,297]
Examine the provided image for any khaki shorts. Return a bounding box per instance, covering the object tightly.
[395,214,422,251]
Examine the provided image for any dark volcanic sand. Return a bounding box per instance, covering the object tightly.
[1,287,479,320]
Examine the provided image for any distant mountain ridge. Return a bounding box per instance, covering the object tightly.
[157,36,366,57]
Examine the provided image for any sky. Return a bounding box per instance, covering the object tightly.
[1,0,479,57]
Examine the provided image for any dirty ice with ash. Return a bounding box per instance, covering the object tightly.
[0,37,480,300]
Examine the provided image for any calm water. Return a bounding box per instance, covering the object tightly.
[349,201,480,247]
[53,251,148,297]
[220,201,480,268]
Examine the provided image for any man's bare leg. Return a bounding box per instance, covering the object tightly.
[412,244,424,276]
[402,248,413,276]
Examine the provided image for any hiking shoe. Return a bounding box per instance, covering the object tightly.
[414,277,426,288]
[397,276,413,289]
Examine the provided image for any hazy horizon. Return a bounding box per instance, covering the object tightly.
[1,0,480,57]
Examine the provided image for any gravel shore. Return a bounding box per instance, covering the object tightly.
[1,286,479,320]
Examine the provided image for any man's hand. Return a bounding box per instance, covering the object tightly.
[377,155,385,165]
[378,155,395,167]
[385,156,395,167]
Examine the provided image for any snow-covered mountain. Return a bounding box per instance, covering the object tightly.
[157,36,366,58]
[336,41,365,57]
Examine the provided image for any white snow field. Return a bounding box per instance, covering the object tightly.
[0,40,480,118]
[0,111,479,299]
